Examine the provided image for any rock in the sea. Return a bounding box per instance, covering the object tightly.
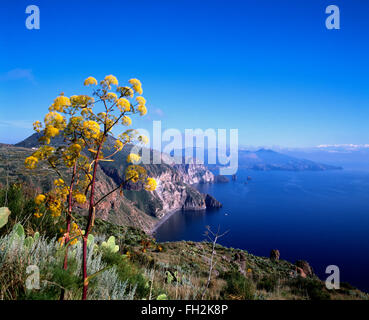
[204,194,223,208]
[295,260,314,277]
[215,175,230,183]
[270,249,280,261]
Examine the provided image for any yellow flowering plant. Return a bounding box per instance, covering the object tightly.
[24,75,157,300]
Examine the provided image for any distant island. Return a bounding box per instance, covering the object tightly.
[228,148,342,172]
[181,147,342,172]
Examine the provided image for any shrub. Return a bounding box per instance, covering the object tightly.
[0,225,137,300]
[100,248,149,299]
[257,275,278,292]
[220,271,255,300]
[288,277,330,300]
[0,184,63,239]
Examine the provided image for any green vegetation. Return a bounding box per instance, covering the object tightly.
[221,271,255,299]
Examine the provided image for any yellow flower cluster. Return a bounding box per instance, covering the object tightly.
[117,98,131,112]
[30,146,55,164]
[144,177,157,191]
[33,121,42,133]
[34,212,43,218]
[138,134,149,145]
[58,222,82,246]
[125,166,139,183]
[129,78,143,95]
[104,75,118,86]
[136,96,147,116]
[69,238,78,245]
[43,111,66,141]
[48,198,62,217]
[44,111,65,126]
[56,184,69,203]
[49,94,71,112]
[70,95,94,106]
[106,92,118,101]
[81,107,93,117]
[34,194,46,218]
[117,86,134,98]
[35,194,46,205]
[137,106,147,116]
[136,96,146,105]
[84,76,98,86]
[45,125,60,137]
[118,132,131,144]
[114,139,124,151]
[121,115,132,126]
[82,120,100,139]
[70,143,82,155]
[62,143,82,168]
[25,156,38,169]
[54,178,65,187]
[25,74,154,227]
[125,165,146,183]
[126,153,141,164]
[75,193,87,204]
[68,116,83,130]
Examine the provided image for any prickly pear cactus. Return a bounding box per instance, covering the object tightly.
[13,223,25,238]
[101,236,119,253]
[87,234,95,246]
[0,207,11,228]
[33,232,40,241]
[24,236,34,248]
[87,234,99,251]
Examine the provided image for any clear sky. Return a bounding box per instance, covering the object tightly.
[0,0,368,147]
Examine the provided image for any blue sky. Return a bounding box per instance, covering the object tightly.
[0,0,368,147]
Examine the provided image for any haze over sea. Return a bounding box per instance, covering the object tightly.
[155,168,369,292]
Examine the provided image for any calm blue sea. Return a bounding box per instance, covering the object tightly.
[155,169,369,292]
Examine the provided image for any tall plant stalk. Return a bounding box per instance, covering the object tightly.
[25,75,157,300]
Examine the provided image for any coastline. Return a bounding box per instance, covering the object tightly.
[149,207,207,236]
[149,209,179,235]
[149,182,217,236]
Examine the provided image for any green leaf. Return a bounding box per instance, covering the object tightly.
[33,232,40,241]
[87,234,95,246]
[13,223,25,238]
[0,207,11,228]
[107,236,115,245]
[24,236,34,248]
[156,294,168,300]
[101,236,119,253]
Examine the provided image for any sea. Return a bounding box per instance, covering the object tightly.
[155,169,369,293]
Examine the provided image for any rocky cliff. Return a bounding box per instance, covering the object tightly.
[100,147,217,220]
[2,134,221,232]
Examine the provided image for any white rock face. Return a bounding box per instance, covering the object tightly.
[150,163,215,219]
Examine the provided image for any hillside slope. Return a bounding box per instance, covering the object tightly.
[2,134,221,232]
